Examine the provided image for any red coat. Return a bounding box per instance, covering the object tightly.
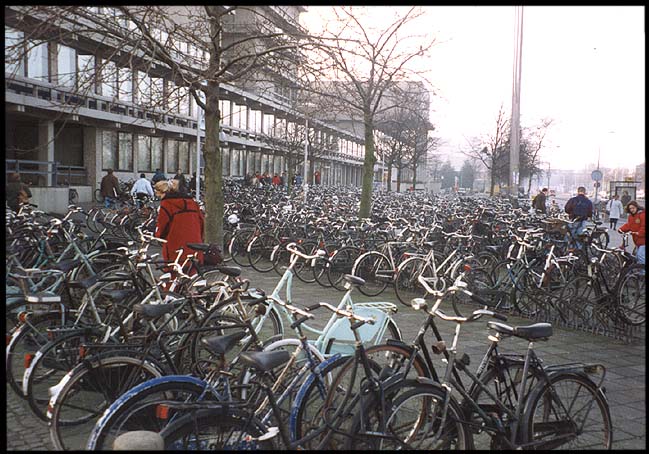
[155,193,205,268]
[619,209,645,247]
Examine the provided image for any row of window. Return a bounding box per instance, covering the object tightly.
[6,25,366,160]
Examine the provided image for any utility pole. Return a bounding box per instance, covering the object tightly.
[509,5,524,196]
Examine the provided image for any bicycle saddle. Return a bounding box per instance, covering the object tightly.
[239,350,291,373]
[217,266,242,277]
[132,303,176,320]
[343,274,366,287]
[25,292,62,304]
[52,259,82,273]
[186,243,210,252]
[487,321,553,341]
[200,331,247,356]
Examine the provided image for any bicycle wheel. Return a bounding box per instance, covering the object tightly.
[314,343,432,449]
[352,252,392,297]
[6,311,66,398]
[49,355,163,451]
[557,276,597,329]
[249,233,277,273]
[229,232,252,267]
[347,383,472,450]
[394,257,433,307]
[616,266,646,325]
[488,261,515,311]
[222,230,234,262]
[87,379,212,450]
[328,246,360,291]
[94,189,104,204]
[160,407,274,450]
[513,270,542,319]
[294,241,318,283]
[24,328,107,421]
[521,373,612,450]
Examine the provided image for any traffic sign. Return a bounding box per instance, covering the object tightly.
[591,170,603,181]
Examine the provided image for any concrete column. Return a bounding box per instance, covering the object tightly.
[38,120,55,186]
[132,134,140,179]
[83,126,102,191]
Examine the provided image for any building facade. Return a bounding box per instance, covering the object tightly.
[5,5,369,203]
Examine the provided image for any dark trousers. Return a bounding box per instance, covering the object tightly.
[609,218,618,229]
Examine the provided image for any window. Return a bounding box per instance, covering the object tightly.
[223,148,230,176]
[231,103,241,129]
[220,100,231,126]
[101,60,117,97]
[151,137,163,170]
[27,41,49,81]
[136,71,151,104]
[166,139,178,172]
[57,44,76,88]
[178,86,190,116]
[249,109,262,133]
[5,27,25,76]
[178,141,189,174]
[150,77,164,108]
[118,67,132,102]
[137,135,152,171]
[102,130,117,169]
[263,113,274,135]
[77,54,95,94]
[189,142,198,173]
[118,132,133,170]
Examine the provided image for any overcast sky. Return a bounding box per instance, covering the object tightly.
[302,6,645,172]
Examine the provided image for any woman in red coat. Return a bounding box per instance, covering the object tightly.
[154,180,205,273]
[618,200,645,265]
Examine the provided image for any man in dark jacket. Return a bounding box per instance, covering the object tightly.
[174,169,189,195]
[151,168,166,186]
[533,188,548,214]
[100,169,120,208]
[564,186,593,246]
[6,172,32,212]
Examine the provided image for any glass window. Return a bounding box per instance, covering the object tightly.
[178,86,190,116]
[150,77,164,109]
[135,71,150,104]
[77,54,95,94]
[189,142,198,173]
[178,141,189,174]
[118,132,133,170]
[231,103,240,129]
[102,130,117,169]
[57,44,76,88]
[223,148,230,176]
[101,60,117,97]
[263,113,274,135]
[118,67,132,102]
[137,135,152,171]
[220,100,231,126]
[166,139,178,172]
[27,41,49,81]
[239,105,248,130]
[151,137,163,170]
[5,27,25,76]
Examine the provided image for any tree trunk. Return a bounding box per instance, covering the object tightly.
[287,154,294,195]
[387,164,392,192]
[396,166,401,192]
[358,112,376,219]
[527,174,533,195]
[203,81,224,246]
[412,163,417,191]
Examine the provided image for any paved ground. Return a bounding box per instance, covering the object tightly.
[6,260,645,450]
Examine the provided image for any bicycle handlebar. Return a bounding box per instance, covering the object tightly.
[285,242,326,260]
[306,302,375,325]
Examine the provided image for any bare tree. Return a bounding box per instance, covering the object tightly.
[303,6,434,217]
[5,6,310,244]
[460,104,510,196]
[520,118,554,195]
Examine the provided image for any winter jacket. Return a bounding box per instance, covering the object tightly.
[533,191,547,213]
[100,174,120,199]
[606,199,624,219]
[131,178,154,197]
[564,194,593,221]
[619,209,645,247]
[6,181,31,212]
[155,193,205,269]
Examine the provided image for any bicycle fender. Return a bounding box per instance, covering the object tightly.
[289,353,346,441]
[87,375,210,449]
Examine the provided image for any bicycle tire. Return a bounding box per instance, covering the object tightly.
[294,241,318,284]
[48,354,163,451]
[94,189,104,204]
[346,382,472,450]
[394,257,433,307]
[521,372,612,450]
[352,251,392,297]
[327,246,360,291]
[249,233,276,273]
[616,265,646,325]
[87,379,212,450]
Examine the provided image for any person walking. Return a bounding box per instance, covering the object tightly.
[100,169,121,208]
[606,194,624,229]
[532,187,548,214]
[174,170,189,195]
[6,172,32,212]
[564,186,593,246]
[620,190,631,208]
[151,168,166,186]
[272,174,281,187]
[130,173,154,207]
[280,172,286,188]
[154,179,205,274]
[314,170,321,186]
[618,201,645,265]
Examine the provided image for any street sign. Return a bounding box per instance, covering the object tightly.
[591,170,603,181]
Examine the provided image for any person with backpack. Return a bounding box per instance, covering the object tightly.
[154,179,204,274]
[618,200,645,265]
[564,186,593,246]
[532,187,548,214]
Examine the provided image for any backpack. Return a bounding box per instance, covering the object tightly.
[571,196,591,218]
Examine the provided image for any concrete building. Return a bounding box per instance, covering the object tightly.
[5,6,370,211]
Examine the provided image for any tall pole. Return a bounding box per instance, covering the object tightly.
[195,106,202,202]
[509,6,524,196]
[303,117,309,203]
